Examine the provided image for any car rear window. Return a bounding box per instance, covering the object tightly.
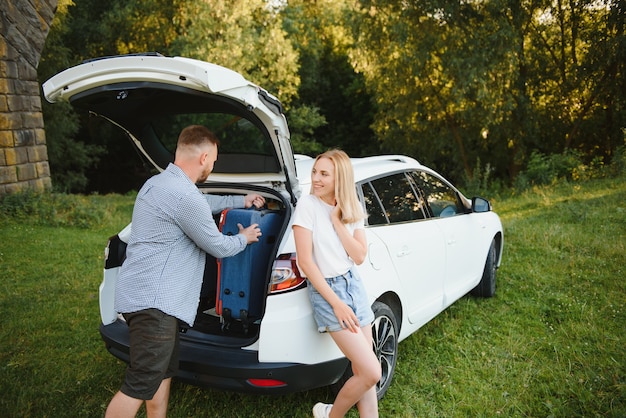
[70,82,281,174]
[150,112,279,174]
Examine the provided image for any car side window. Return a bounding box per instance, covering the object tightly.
[411,171,463,218]
[361,182,388,226]
[370,173,426,223]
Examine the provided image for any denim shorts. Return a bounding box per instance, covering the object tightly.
[121,308,180,400]
[308,269,375,333]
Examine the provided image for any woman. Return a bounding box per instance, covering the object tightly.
[293,150,381,418]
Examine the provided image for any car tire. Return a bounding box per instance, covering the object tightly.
[331,301,399,400]
[471,239,497,297]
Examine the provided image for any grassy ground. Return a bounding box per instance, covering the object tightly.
[1,178,624,417]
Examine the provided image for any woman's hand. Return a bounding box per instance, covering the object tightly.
[333,301,360,333]
[331,203,342,223]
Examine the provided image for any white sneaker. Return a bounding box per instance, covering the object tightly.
[312,402,332,418]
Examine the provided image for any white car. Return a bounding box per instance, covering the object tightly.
[43,53,503,399]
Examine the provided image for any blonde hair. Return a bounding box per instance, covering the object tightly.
[311,149,365,224]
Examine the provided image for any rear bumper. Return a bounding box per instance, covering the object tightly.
[100,320,348,394]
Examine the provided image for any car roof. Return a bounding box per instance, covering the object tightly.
[296,155,423,185]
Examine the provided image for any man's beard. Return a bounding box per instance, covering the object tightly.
[197,166,211,183]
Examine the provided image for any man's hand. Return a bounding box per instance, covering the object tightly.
[244,194,265,209]
[238,223,262,244]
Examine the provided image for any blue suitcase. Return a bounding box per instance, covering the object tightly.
[216,208,282,331]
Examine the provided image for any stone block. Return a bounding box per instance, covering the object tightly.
[0,165,18,184]
[0,60,19,78]
[28,144,48,162]
[29,176,52,192]
[22,111,44,129]
[5,25,33,65]
[16,163,37,181]
[35,160,51,177]
[12,79,39,95]
[12,0,40,28]
[3,182,25,194]
[17,58,38,81]
[6,79,18,95]
[4,45,20,62]
[0,112,20,129]
[26,80,40,95]
[15,129,35,145]
[4,148,16,165]
[0,130,14,147]
[34,128,46,144]
[38,2,58,25]
[7,94,28,111]
[6,23,41,70]
[0,95,8,112]
[5,146,29,165]
[15,146,29,164]
[0,78,10,94]
[30,95,42,112]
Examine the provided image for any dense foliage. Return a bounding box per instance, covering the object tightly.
[37,0,625,193]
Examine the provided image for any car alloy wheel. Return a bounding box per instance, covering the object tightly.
[371,301,399,399]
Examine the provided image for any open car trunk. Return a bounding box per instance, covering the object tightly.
[42,54,300,201]
[190,193,288,341]
[105,186,290,346]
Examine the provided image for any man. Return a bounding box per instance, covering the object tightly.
[105,125,265,418]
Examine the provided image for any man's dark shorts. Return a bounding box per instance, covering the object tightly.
[121,308,180,400]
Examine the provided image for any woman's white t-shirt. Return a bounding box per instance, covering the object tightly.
[292,194,365,278]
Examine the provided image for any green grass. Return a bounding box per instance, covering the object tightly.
[1,179,624,417]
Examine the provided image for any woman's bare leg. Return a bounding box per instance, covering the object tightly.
[329,325,380,418]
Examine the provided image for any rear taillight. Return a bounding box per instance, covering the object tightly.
[269,253,306,294]
[246,378,287,388]
[104,235,127,269]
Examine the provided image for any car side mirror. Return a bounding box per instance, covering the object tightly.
[472,197,492,213]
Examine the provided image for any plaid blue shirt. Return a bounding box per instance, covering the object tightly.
[115,163,247,326]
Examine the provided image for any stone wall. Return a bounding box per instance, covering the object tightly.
[0,0,58,194]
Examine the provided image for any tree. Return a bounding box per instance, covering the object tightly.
[282,0,379,157]
[172,0,300,103]
[346,0,624,184]
[345,1,524,182]
[38,0,105,193]
[39,0,625,191]
[528,0,625,157]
